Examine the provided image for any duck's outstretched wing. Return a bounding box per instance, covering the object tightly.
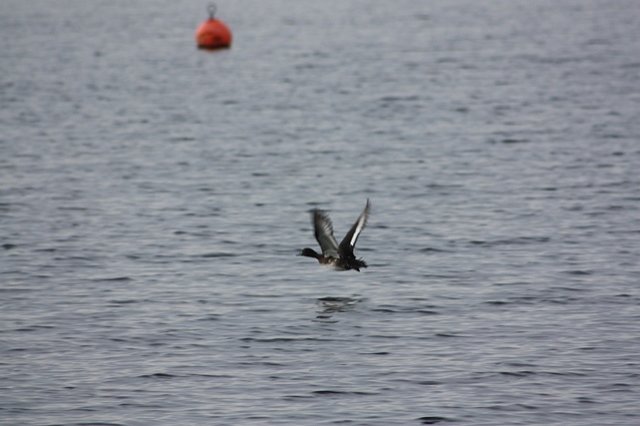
[312,209,339,258]
[339,199,370,258]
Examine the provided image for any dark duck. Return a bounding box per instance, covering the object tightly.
[299,199,370,271]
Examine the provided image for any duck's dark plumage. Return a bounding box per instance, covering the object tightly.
[299,199,370,271]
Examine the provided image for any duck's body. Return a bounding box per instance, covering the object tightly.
[299,199,370,271]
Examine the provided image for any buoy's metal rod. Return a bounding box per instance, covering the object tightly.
[208,3,217,19]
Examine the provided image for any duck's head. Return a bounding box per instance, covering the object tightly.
[299,248,321,259]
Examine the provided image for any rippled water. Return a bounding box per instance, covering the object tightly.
[2,0,640,424]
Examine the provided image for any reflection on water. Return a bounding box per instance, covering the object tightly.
[316,296,364,319]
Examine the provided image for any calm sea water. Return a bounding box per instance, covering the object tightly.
[2,1,640,425]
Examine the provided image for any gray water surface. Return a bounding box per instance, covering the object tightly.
[2,1,640,425]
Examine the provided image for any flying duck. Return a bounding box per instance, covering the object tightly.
[299,199,370,271]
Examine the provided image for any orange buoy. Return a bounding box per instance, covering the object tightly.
[195,4,232,50]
